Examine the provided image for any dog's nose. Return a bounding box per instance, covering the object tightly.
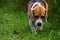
[37,22,42,26]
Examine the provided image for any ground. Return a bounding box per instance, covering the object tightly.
[0,6,60,40]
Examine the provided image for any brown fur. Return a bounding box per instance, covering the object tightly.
[33,5,46,21]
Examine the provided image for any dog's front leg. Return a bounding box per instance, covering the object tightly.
[29,19,37,34]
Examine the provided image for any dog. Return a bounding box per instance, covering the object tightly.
[28,0,48,34]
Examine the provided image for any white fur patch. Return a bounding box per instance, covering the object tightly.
[31,2,42,10]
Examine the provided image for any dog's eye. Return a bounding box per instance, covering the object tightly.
[34,16,39,18]
[41,16,45,19]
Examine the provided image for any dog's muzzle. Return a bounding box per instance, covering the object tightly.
[35,19,43,27]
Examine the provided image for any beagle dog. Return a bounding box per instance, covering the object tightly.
[28,0,48,34]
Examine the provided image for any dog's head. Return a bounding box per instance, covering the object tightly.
[31,2,46,27]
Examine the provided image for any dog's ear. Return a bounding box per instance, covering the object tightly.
[29,10,34,20]
[30,10,34,17]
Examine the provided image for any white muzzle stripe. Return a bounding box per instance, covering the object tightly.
[36,19,42,24]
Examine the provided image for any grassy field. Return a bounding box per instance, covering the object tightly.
[0,5,60,40]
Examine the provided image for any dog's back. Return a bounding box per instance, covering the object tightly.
[31,0,44,2]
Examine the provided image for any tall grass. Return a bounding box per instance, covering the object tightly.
[0,0,60,40]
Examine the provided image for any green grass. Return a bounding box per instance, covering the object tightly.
[0,6,60,40]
